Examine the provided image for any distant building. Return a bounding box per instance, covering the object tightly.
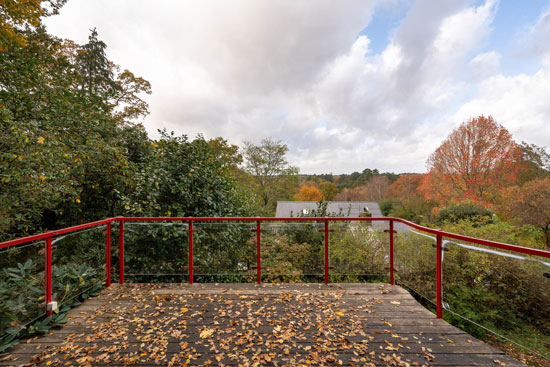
[275,201,382,218]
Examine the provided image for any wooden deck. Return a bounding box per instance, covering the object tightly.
[2,283,525,366]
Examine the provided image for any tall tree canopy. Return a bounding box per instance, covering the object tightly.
[386,174,424,201]
[319,181,338,201]
[420,115,522,205]
[0,22,152,239]
[243,138,298,212]
[121,131,252,218]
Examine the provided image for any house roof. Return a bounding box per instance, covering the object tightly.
[275,201,382,218]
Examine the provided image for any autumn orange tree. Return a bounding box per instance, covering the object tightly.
[501,178,550,248]
[420,116,522,205]
[0,0,67,50]
[387,174,424,201]
[295,181,323,201]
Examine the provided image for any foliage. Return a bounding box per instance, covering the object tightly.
[386,174,424,201]
[333,187,366,201]
[442,241,550,338]
[420,115,522,205]
[0,0,67,50]
[394,233,436,297]
[259,202,352,282]
[330,223,387,281]
[436,201,494,225]
[362,176,390,201]
[393,218,550,356]
[333,168,399,189]
[330,175,390,202]
[319,181,338,200]
[260,232,316,282]
[0,259,102,353]
[518,142,550,184]
[295,181,322,201]
[208,137,243,169]
[379,196,436,224]
[242,138,298,213]
[119,132,256,279]
[441,218,544,250]
[379,198,402,216]
[500,178,550,248]
[122,131,251,218]
[0,27,150,241]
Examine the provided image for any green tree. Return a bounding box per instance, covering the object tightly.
[76,28,117,99]
[319,181,338,200]
[208,137,242,169]
[0,27,150,240]
[119,132,257,280]
[122,131,252,217]
[518,142,550,184]
[242,138,298,213]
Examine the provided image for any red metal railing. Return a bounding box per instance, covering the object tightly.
[1,216,549,319]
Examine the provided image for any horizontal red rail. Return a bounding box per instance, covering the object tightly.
[121,217,550,258]
[1,216,549,258]
[0,218,115,249]
[1,215,549,321]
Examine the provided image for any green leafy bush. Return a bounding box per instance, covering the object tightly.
[0,260,102,354]
[379,198,402,216]
[331,223,387,281]
[436,201,493,225]
[392,218,550,357]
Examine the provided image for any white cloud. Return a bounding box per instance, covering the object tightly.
[468,51,501,80]
[452,6,550,150]
[528,10,550,57]
[44,0,550,174]
[454,67,550,147]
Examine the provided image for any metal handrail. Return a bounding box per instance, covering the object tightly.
[1,216,549,319]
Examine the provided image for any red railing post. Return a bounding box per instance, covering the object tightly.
[45,233,52,316]
[119,217,124,284]
[188,219,194,284]
[389,220,395,285]
[256,220,261,284]
[324,219,329,285]
[106,222,111,287]
[436,232,443,319]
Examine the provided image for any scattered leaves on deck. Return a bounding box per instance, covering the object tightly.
[2,284,522,366]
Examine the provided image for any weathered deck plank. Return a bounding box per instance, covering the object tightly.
[1,283,525,366]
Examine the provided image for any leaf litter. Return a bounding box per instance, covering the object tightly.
[15,284,446,366]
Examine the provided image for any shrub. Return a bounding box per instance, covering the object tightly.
[331,223,387,281]
[1,260,102,354]
[436,201,493,225]
[379,198,402,216]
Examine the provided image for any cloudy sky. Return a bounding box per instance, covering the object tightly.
[44,0,550,174]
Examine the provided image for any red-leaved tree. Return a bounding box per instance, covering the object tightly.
[420,116,522,205]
